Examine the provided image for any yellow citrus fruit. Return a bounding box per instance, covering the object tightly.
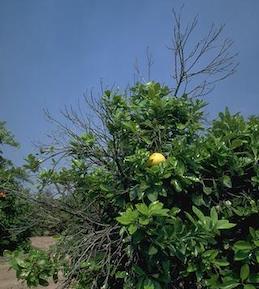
[148,153,166,166]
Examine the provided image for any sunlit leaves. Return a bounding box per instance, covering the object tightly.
[116,201,169,235]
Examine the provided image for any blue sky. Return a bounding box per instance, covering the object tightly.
[0,0,259,165]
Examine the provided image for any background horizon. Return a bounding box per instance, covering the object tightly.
[1,0,259,165]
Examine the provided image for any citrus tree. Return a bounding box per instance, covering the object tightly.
[7,13,259,289]
[0,122,32,254]
[10,80,258,289]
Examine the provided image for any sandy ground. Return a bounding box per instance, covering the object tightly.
[0,237,58,289]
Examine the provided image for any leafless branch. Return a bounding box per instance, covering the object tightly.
[170,8,238,97]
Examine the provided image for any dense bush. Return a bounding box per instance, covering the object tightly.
[4,247,60,287]
[0,122,32,254]
[14,82,259,289]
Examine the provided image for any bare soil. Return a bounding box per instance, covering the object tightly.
[0,237,58,289]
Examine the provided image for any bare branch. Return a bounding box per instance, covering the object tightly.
[170,9,238,97]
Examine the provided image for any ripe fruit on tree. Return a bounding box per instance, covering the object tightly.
[0,191,6,198]
[148,153,166,166]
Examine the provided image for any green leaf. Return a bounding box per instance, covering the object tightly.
[176,161,185,176]
[249,227,256,238]
[128,224,138,235]
[136,203,149,216]
[184,175,200,183]
[234,241,252,251]
[192,206,205,221]
[219,280,240,289]
[187,263,197,273]
[255,250,259,263]
[244,284,256,289]
[210,207,218,224]
[133,265,146,276]
[139,217,150,225]
[203,186,212,195]
[234,250,250,261]
[16,258,27,268]
[37,259,47,266]
[116,208,139,225]
[3,250,12,257]
[185,212,196,224]
[203,249,218,259]
[216,220,236,230]
[223,175,232,188]
[192,194,206,206]
[162,172,171,179]
[171,179,182,192]
[136,277,145,289]
[147,191,158,202]
[169,207,181,216]
[240,264,250,281]
[149,201,169,217]
[143,279,155,289]
[148,245,158,256]
[231,139,244,149]
[206,274,219,287]
[214,259,229,267]
[115,271,128,279]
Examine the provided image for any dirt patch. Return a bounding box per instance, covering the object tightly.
[0,257,27,289]
[30,236,56,251]
[0,237,58,289]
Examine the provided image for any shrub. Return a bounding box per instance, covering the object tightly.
[0,122,32,254]
[19,82,259,289]
[4,247,60,287]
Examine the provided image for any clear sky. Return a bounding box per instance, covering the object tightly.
[0,0,259,165]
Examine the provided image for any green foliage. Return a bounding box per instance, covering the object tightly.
[0,121,19,147]
[0,122,31,254]
[13,82,259,288]
[4,248,60,287]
